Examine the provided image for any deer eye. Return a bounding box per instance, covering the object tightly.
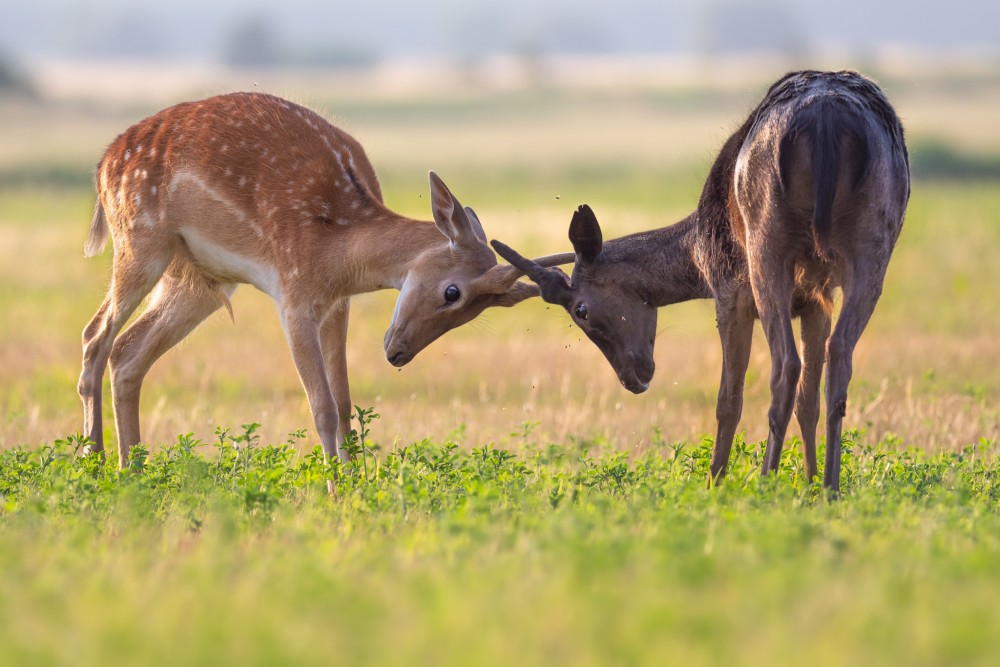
[444,284,461,303]
[574,303,589,321]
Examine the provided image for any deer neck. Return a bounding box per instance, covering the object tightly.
[603,214,712,307]
[331,207,448,295]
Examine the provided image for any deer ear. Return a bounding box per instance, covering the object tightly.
[569,204,603,266]
[429,171,481,249]
[491,239,573,306]
[464,206,488,244]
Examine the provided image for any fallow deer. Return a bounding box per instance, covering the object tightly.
[493,70,910,493]
[79,92,572,469]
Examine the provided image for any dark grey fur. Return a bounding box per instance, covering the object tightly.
[493,70,909,493]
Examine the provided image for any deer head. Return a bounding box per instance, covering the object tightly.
[491,205,657,393]
[384,172,571,367]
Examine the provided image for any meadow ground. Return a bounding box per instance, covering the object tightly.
[1,59,998,665]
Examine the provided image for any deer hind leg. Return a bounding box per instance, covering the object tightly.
[319,298,353,464]
[109,263,234,467]
[795,299,832,482]
[748,257,801,478]
[709,293,755,486]
[824,262,887,495]
[78,242,172,453]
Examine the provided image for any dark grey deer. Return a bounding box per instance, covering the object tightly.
[493,70,909,493]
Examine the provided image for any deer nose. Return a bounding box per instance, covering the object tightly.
[387,348,412,367]
[628,351,655,384]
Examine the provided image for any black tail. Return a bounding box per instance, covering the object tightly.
[780,99,870,261]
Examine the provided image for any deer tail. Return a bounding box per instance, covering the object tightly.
[780,99,870,262]
[84,200,109,257]
[808,106,845,262]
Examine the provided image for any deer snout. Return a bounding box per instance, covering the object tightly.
[633,353,655,385]
[387,350,411,367]
[617,351,654,394]
[383,328,414,367]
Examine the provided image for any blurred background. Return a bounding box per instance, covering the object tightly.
[1,0,997,454]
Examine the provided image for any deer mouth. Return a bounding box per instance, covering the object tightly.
[618,355,654,394]
[384,338,414,367]
[618,367,650,394]
[387,349,412,367]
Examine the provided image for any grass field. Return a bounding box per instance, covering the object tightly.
[1,60,998,665]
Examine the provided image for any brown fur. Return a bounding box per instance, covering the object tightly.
[79,92,573,471]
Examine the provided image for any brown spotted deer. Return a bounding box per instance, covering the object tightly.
[80,92,571,469]
[493,71,909,494]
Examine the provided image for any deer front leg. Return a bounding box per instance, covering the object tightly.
[795,300,832,482]
[281,306,343,464]
[319,298,353,464]
[709,298,755,485]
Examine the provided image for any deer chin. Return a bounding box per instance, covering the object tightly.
[618,369,650,394]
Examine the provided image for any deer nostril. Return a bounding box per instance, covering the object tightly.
[387,350,410,367]
[637,363,654,384]
[630,352,655,384]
